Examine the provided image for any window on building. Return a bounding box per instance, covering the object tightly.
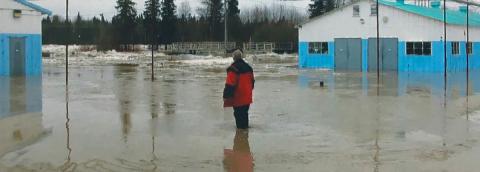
[467,42,473,55]
[452,42,460,55]
[371,4,377,16]
[423,42,431,55]
[353,5,360,17]
[309,42,329,54]
[406,42,431,56]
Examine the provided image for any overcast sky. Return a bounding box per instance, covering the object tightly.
[32,0,310,19]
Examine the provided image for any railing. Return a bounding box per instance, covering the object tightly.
[243,42,275,53]
[167,42,236,54]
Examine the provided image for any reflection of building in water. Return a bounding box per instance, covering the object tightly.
[224,130,253,172]
[299,71,480,97]
[0,76,47,157]
[298,71,480,143]
[162,80,177,116]
[114,65,138,141]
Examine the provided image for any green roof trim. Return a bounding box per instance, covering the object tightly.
[379,0,480,26]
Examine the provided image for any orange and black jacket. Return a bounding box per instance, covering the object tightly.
[223,59,254,107]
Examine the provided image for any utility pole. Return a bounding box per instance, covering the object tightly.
[466,0,471,121]
[376,0,380,90]
[443,0,447,96]
[466,0,470,95]
[65,0,69,85]
[224,0,228,56]
[442,0,448,147]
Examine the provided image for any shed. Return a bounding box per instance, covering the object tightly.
[0,0,51,76]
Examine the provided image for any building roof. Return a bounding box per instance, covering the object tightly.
[300,0,480,27]
[380,0,480,26]
[14,0,52,15]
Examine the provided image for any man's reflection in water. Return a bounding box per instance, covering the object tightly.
[224,129,254,172]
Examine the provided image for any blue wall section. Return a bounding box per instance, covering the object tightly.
[448,42,466,72]
[26,35,42,75]
[0,35,9,75]
[0,34,43,76]
[468,42,480,70]
[300,40,480,72]
[398,41,444,72]
[362,39,368,71]
[298,42,334,69]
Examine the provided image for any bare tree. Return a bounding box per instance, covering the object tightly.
[240,4,307,24]
[177,0,192,17]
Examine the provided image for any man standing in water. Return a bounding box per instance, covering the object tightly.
[223,50,255,129]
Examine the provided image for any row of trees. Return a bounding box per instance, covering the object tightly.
[308,0,351,19]
[42,0,307,51]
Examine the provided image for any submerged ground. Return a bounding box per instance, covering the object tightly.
[2,48,480,171]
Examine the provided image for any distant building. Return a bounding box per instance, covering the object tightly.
[0,0,51,76]
[298,0,480,72]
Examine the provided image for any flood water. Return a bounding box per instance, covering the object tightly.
[2,58,480,171]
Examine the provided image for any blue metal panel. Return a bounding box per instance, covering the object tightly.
[298,42,334,69]
[0,34,9,75]
[362,39,368,71]
[447,41,467,72]
[398,41,445,72]
[362,39,370,93]
[0,34,42,76]
[469,42,480,70]
[25,35,42,76]
[300,41,480,72]
[25,36,32,75]
[298,42,307,68]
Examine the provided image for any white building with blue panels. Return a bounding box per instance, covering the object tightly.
[0,0,51,76]
[298,0,480,72]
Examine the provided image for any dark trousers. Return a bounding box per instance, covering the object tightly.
[233,105,250,129]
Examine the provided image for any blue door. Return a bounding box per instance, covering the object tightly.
[368,38,398,71]
[334,38,362,71]
[9,37,26,76]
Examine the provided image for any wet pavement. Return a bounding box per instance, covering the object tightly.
[2,58,480,171]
